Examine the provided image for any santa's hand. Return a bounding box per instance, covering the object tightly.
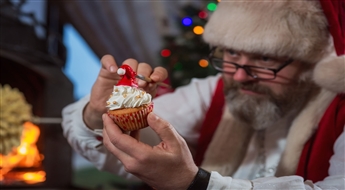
[83,56,167,130]
[136,60,168,97]
[84,55,121,129]
[102,112,198,190]
[123,59,168,97]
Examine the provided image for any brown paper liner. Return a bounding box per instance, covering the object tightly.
[107,102,154,131]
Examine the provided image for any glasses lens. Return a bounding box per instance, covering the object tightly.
[211,58,237,73]
[212,47,224,59]
[209,47,277,79]
[211,47,236,74]
[249,67,275,79]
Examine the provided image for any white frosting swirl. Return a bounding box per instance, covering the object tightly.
[106,86,152,110]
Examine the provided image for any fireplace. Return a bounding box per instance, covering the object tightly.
[0,48,77,190]
[1,121,45,185]
[0,3,78,189]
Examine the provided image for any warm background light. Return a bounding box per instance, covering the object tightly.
[199,59,209,67]
[22,171,46,184]
[1,122,45,184]
[193,26,204,35]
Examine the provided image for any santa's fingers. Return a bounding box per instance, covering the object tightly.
[147,67,169,93]
[102,125,133,162]
[147,113,182,150]
[102,114,152,158]
[98,55,121,81]
[137,63,153,87]
[129,130,140,140]
[151,67,168,83]
[100,55,118,73]
[122,59,139,73]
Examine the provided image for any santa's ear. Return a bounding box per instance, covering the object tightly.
[117,68,126,75]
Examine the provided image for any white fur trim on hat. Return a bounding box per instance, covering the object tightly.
[203,0,344,93]
[313,54,345,93]
[203,0,329,63]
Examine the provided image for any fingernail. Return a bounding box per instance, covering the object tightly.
[148,112,159,121]
[102,113,106,120]
[138,80,145,86]
[151,75,159,82]
[110,66,116,73]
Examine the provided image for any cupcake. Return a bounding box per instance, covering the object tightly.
[106,65,153,131]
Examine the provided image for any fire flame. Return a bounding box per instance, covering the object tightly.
[0,122,46,184]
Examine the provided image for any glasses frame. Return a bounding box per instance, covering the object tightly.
[208,47,294,80]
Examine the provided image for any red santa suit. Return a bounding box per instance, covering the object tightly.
[195,78,345,182]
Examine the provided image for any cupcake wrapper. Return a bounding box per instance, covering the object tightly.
[108,103,154,131]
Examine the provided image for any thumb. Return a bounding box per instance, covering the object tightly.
[147,112,180,145]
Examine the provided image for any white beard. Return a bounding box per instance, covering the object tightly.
[227,92,280,130]
[223,77,316,130]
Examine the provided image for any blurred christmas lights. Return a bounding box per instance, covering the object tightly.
[207,3,217,11]
[174,62,183,70]
[160,2,220,88]
[160,49,171,57]
[193,26,204,35]
[198,10,208,19]
[182,17,193,26]
[199,59,209,67]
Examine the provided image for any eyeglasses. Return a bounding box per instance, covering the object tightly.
[208,47,294,80]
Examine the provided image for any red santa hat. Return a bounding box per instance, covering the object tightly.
[116,65,138,87]
[203,0,344,93]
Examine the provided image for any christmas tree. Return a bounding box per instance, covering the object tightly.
[159,1,219,88]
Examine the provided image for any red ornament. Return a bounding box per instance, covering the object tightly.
[198,11,208,19]
[161,49,171,57]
